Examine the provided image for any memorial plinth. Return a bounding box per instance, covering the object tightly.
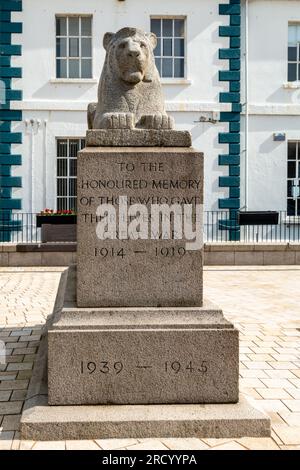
[47,138,241,405]
[20,130,270,436]
[48,267,239,405]
[20,26,270,439]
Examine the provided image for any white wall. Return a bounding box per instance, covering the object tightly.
[240,0,300,212]
[248,0,300,105]
[11,0,231,213]
[10,0,300,215]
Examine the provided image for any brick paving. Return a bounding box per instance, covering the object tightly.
[0,265,300,450]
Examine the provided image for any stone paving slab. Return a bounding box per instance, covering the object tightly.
[0,266,300,450]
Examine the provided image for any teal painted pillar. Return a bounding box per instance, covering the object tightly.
[0,0,23,241]
[218,0,241,241]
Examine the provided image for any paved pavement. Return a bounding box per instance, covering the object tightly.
[0,266,300,450]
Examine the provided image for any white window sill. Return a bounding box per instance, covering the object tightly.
[50,78,98,84]
[283,82,300,89]
[160,78,192,85]
[283,216,300,224]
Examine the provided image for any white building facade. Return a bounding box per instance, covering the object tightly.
[1,0,300,240]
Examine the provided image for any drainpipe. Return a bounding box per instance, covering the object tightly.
[30,119,35,215]
[25,119,33,214]
[43,119,48,209]
[244,0,249,209]
[27,119,41,214]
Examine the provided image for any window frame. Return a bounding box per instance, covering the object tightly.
[150,16,187,80]
[56,137,85,211]
[288,23,300,83]
[55,14,93,80]
[287,140,300,216]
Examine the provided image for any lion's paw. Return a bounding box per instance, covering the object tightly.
[139,114,175,130]
[100,113,135,129]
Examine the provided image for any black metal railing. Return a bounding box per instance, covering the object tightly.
[204,211,300,242]
[0,211,299,244]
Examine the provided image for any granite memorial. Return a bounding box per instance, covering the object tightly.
[20,27,270,439]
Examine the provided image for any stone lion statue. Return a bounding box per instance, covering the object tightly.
[88,27,174,130]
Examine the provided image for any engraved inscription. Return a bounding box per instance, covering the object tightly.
[80,361,124,375]
[79,360,208,376]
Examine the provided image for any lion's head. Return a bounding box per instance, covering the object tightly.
[103,27,158,85]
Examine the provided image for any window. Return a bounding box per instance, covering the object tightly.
[288,24,300,82]
[150,18,185,78]
[287,141,300,216]
[56,16,92,79]
[56,138,85,211]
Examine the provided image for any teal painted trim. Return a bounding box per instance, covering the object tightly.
[0,233,11,242]
[0,110,22,121]
[0,154,21,164]
[0,103,11,110]
[219,111,240,122]
[229,230,240,241]
[0,144,11,153]
[219,176,240,187]
[0,66,22,77]
[0,188,11,197]
[230,15,241,26]
[229,165,240,176]
[230,209,239,221]
[219,92,240,103]
[5,89,22,100]
[0,122,11,131]
[0,225,23,234]
[0,132,22,143]
[218,219,238,230]
[229,59,240,70]
[229,144,240,154]
[0,198,21,209]
[0,56,11,66]
[229,187,240,198]
[219,70,240,81]
[219,26,240,37]
[0,11,11,21]
[1,78,11,89]
[219,133,240,144]
[219,198,240,209]
[230,37,240,48]
[232,103,242,112]
[229,122,240,132]
[0,0,23,240]
[0,44,21,55]
[229,81,240,92]
[0,22,22,33]
[219,154,240,165]
[0,219,22,229]
[0,165,11,176]
[219,48,240,59]
[0,33,12,44]
[219,4,240,14]
[0,176,22,187]
[0,1,22,12]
